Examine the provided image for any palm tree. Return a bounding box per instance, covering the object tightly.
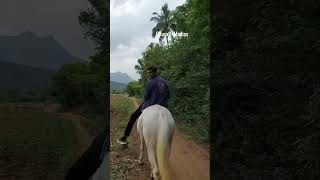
[150,3,176,46]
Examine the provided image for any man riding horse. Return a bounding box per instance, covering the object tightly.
[117,65,170,145]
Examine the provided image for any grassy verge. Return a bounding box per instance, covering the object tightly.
[110,94,142,180]
[0,103,78,179]
[110,94,134,132]
[175,120,210,150]
[79,113,106,137]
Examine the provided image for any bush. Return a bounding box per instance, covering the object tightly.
[52,62,106,113]
[125,81,143,97]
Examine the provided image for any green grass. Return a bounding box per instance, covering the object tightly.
[175,120,210,150]
[110,94,135,147]
[110,94,135,132]
[0,103,78,179]
[110,94,134,115]
[110,94,137,180]
[80,113,106,137]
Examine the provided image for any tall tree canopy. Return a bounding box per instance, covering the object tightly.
[53,0,109,113]
[213,0,320,179]
[78,0,108,71]
[132,0,210,143]
[79,0,108,55]
[150,3,176,46]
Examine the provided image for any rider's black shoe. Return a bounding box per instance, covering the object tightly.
[116,136,127,145]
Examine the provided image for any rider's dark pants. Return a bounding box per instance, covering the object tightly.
[123,103,169,137]
[123,103,143,137]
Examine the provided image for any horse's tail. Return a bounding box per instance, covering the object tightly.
[156,109,174,180]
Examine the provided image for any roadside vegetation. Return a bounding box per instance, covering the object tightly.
[110,94,143,180]
[125,0,209,145]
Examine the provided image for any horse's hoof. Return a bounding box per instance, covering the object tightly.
[138,161,144,165]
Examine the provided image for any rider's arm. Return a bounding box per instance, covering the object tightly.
[144,81,153,101]
[167,83,170,99]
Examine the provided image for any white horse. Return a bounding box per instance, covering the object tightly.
[137,104,175,180]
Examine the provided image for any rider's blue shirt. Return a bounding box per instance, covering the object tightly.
[142,76,170,111]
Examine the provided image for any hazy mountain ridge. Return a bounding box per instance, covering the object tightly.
[0,61,55,91]
[0,31,83,70]
[110,81,127,91]
[110,72,134,84]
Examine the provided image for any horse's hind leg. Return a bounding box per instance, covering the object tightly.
[138,133,144,165]
[146,147,159,180]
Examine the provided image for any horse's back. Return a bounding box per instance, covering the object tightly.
[139,104,174,139]
[141,105,174,122]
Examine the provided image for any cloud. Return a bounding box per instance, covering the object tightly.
[111,36,155,80]
[110,0,186,80]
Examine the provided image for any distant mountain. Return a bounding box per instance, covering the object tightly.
[110,81,127,91]
[0,61,55,91]
[0,31,83,70]
[111,72,134,84]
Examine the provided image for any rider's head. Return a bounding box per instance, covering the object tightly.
[146,66,157,79]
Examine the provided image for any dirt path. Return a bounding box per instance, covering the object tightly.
[58,113,91,155]
[0,104,94,179]
[129,98,210,180]
[46,103,92,153]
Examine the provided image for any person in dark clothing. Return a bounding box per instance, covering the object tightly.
[117,65,170,145]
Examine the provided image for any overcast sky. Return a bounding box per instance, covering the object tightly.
[0,0,95,60]
[110,0,186,80]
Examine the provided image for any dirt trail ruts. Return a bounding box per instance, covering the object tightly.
[58,113,91,154]
[129,98,210,180]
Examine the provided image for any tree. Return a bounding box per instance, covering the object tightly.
[212,0,320,179]
[135,0,210,144]
[79,0,108,75]
[125,81,143,97]
[171,4,188,32]
[52,63,106,113]
[53,0,109,112]
[79,0,108,55]
[150,3,176,46]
